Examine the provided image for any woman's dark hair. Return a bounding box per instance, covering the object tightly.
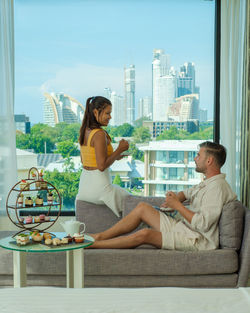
[199,141,227,167]
[79,96,112,145]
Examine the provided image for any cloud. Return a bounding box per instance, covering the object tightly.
[40,63,152,103]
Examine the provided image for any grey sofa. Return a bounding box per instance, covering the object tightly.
[0,196,249,288]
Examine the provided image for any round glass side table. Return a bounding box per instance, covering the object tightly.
[0,232,94,288]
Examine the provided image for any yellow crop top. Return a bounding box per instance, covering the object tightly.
[80,129,113,167]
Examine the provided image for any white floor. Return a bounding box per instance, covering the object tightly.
[0,287,250,313]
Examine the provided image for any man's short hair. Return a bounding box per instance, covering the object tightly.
[199,141,227,167]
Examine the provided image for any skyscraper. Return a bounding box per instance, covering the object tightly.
[138,96,152,120]
[110,92,125,126]
[152,49,176,121]
[177,62,196,97]
[43,92,84,127]
[124,65,135,125]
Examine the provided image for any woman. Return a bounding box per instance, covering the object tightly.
[76,96,130,216]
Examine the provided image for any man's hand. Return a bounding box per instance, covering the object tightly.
[164,191,182,211]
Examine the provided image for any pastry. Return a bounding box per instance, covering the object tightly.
[40,179,47,190]
[44,216,50,221]
[34,216,40,223]
[32,232,43,242]
[35,181,41,189]
[43,233,52,240]
[20,180,29,191]
[65,235,73,243]
[73,233,84,243]
[25,197,33,207]
[35,195,43,206]
[16,234,30,245]
[45,238,52,245]
[61,237,69,244]
[25,216,32,224]
[39,214,45,221]
[19,217,24,223]
[52,238,61,246]
[17,194,24,207]
[47,192,53,204]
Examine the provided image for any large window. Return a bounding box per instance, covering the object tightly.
[14,0,216,205]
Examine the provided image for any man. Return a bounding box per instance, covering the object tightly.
[90,141,237,250]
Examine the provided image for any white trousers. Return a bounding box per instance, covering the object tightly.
[76,168,129,217]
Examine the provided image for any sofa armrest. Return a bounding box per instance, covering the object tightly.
[237,207,250,287]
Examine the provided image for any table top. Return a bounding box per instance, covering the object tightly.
[0,232,94,253]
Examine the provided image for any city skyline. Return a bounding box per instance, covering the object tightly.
[14,0,215,124]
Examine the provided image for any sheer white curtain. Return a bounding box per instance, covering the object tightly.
[220,0,247,196]
[0,0,17,213]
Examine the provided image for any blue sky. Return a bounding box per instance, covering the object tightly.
[14,0,215,124]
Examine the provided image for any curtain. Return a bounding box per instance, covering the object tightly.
[240,0,250,209]
[220,0,247,199]
[0,0,17,213]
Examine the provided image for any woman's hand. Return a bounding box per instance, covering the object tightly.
[117,139,129,153]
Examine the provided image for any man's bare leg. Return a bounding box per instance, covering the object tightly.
[90,228,162,249]
[92,202,161,241]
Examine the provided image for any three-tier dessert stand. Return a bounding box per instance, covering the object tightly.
[6,167,62,237]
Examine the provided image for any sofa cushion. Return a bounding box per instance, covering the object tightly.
[76,200,120,233]
[219,200,245,250]
[84,249,238,276]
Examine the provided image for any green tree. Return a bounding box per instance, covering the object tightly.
[55,140,79,158]
[113,174,122,187]
[16,132,31,150]
[44,169,82,208]
[133,116,151,128]
[61,123,81,142]
[133,126,151,143]
[128,142,144,161]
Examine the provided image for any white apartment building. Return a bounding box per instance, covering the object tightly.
[139,140,204,196]
[110,92,125,126]
[138,96,152,120]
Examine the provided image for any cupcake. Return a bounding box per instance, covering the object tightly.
[35,181,41,189]
[16,234,30,245]
[40,178,47,190]
[17,194,24,207]
[73,233,84,243]
[47,192,53,205]
[25,197,33,207]
[25,216,33,224]
[34,216,40,223]
[39,214,45,221]
[20,180,29,191]
[31,171,37,180]
[35,195,43,206]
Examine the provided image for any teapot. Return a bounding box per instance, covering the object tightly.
[60,220,86,236]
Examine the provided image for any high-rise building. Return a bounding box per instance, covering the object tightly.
[177,62,198,97]
[103,88,126,126]
[124,65,135,125]
[14,114,31,134]
[43,92,84,127]
[138,96,152,120]
[152,49,176,121]
[199,108,208,122]
[110,92,125,126]
[167,94,200,121]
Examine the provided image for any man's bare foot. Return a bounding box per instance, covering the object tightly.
[89,233,101,241]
